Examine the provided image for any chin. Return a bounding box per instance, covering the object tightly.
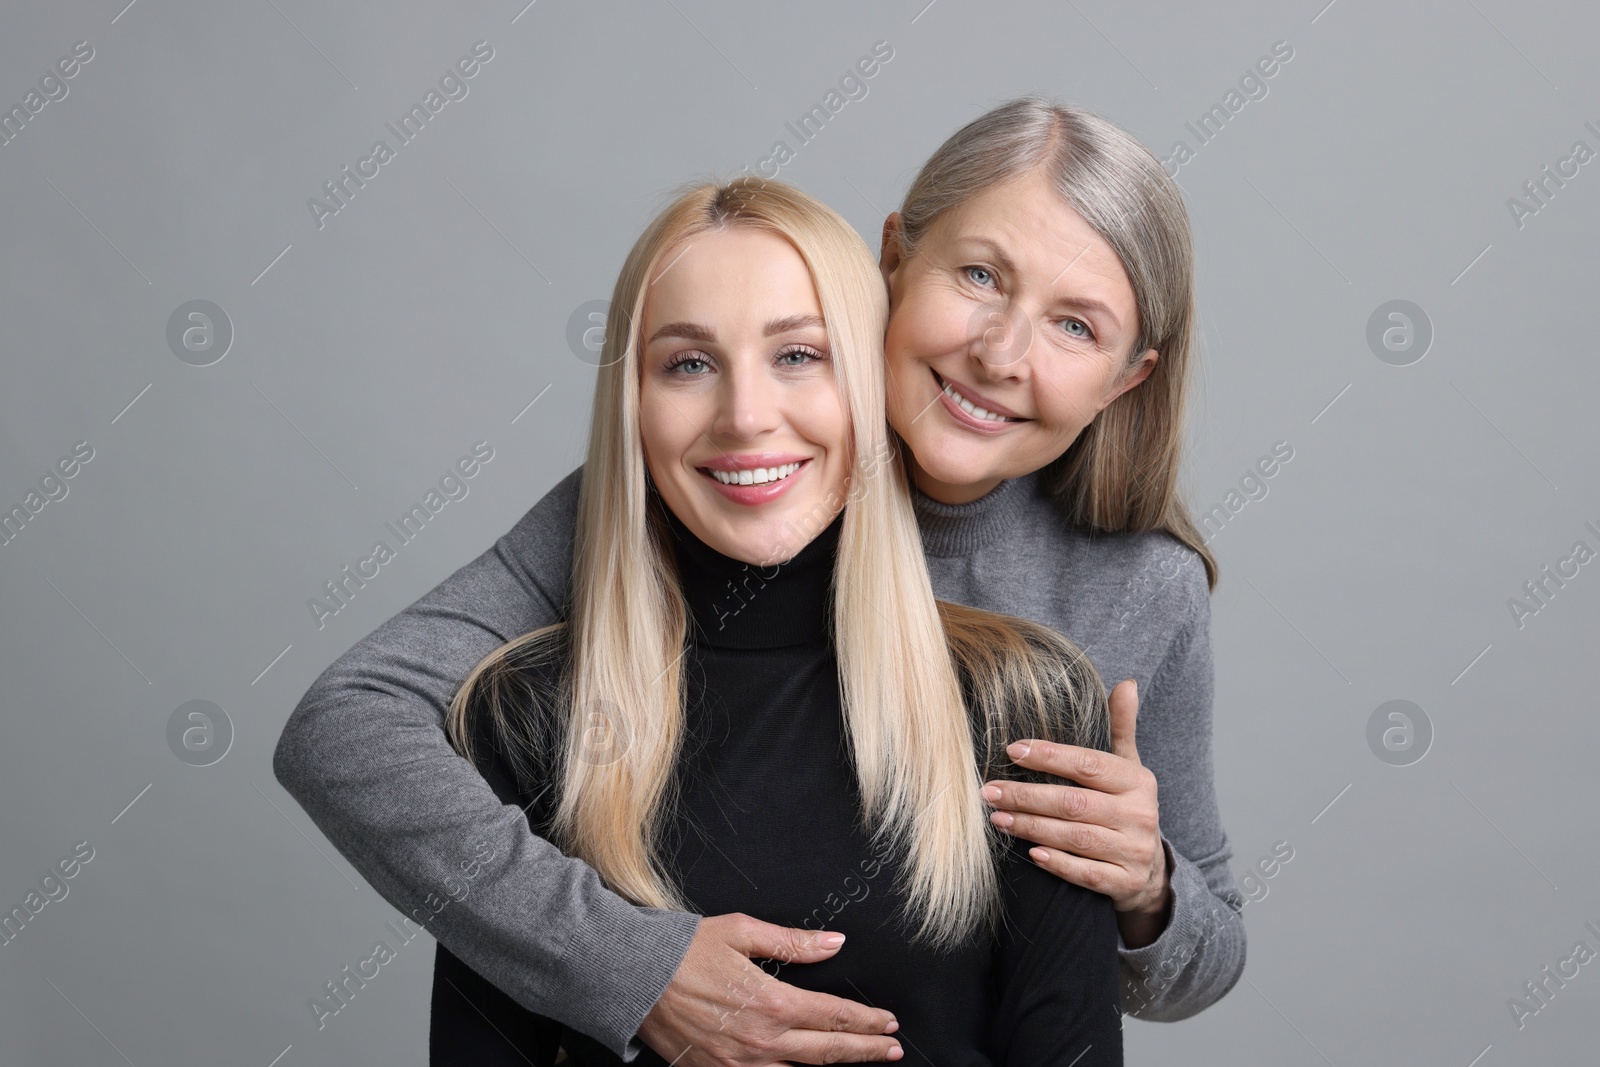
[695,511,797,566]
[908,434,1004,491]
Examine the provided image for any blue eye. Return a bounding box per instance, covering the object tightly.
[1061,318,1093,340]
[965,266,995,287]
[665,353,712,375]
[776,345,825,366]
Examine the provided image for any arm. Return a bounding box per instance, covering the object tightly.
[989,835,1124,1066]
[1112,574,1246,1021]
[272,467,701,1061]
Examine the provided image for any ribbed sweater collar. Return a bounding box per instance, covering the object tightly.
[910,471,1038,558]
[661,499,839,651]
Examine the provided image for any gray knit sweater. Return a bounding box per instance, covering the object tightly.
[273,466,1245,1060]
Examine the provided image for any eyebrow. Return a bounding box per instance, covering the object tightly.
[645,313,825,345]
[958,236,1123,332]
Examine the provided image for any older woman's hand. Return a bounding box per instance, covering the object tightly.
[638,913,903,1065]
[980,680,1175,948]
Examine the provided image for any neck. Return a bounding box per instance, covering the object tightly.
[661,500,841,650]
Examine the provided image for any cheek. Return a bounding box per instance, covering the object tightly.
[886,285,969,370]
[1033,352,1119,429]
[791,383,851,476]
[637,388,693,479]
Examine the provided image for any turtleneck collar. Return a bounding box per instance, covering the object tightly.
[661,498,840,650]
[910,470,1041,558]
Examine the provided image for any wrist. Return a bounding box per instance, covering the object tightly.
[1117,883,1173,947]
[1116,839,1175,948]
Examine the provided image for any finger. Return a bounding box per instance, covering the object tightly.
[1108,679,1141,764]
[982,778,1108,825]
[1022,845,1129,898]
[777,986,906,1063]
[993,810,1132,868]
[728,921,899,1036]
[780,1032,904,1064]
[730,918,858,968]
[994,741,1139,794]
[781,984,900,1038]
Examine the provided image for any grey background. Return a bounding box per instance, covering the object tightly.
[2,0,1596,1064]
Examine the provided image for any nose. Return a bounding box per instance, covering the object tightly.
[711,355,783,441]
[967,298,1035,384]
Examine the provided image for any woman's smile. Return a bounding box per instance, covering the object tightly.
[932,369,1029,432]
[697,454,811,504]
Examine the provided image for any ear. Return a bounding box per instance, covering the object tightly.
[879,211,904,285]
[1100,347,1159,410]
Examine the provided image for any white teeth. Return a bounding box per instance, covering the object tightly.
[709,462,802,486]
[942,378,1010,422]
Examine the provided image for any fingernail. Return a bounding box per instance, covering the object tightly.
[884,1019,899,1034]
[981,784,1001,804]
[1007,741,1030,759]
[990,810,1014,828]
[888,1044,903,1059]
[820,932,845,945]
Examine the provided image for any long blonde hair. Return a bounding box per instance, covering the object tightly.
[448,177,1109,950]
[895,95,1219,590]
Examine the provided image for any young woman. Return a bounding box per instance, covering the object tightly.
[427,178,1124,1065]
[275,95,1242,1063]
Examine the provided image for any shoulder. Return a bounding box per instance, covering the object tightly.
[1067,526,1210,647]
[502,465,583,546]
[1121,529,1210,620]
[943,601,1112,781]
[495,465,584,609]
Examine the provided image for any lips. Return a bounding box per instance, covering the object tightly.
[932,370,1027,427]
[706,461,802,486]
[696,454,811,505]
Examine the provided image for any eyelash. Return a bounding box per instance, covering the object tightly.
[963,265,1097,342]
[662,345,826,374]
[662,351,707,374]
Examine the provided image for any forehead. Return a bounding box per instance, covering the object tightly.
[929,168,1136,313]
[643,226,821,328]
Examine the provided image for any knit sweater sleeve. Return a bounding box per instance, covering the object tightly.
[1114,550,1247,1020]
[271,466,699,1061]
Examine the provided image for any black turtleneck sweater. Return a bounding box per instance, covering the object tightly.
[429,506,1122,1066]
